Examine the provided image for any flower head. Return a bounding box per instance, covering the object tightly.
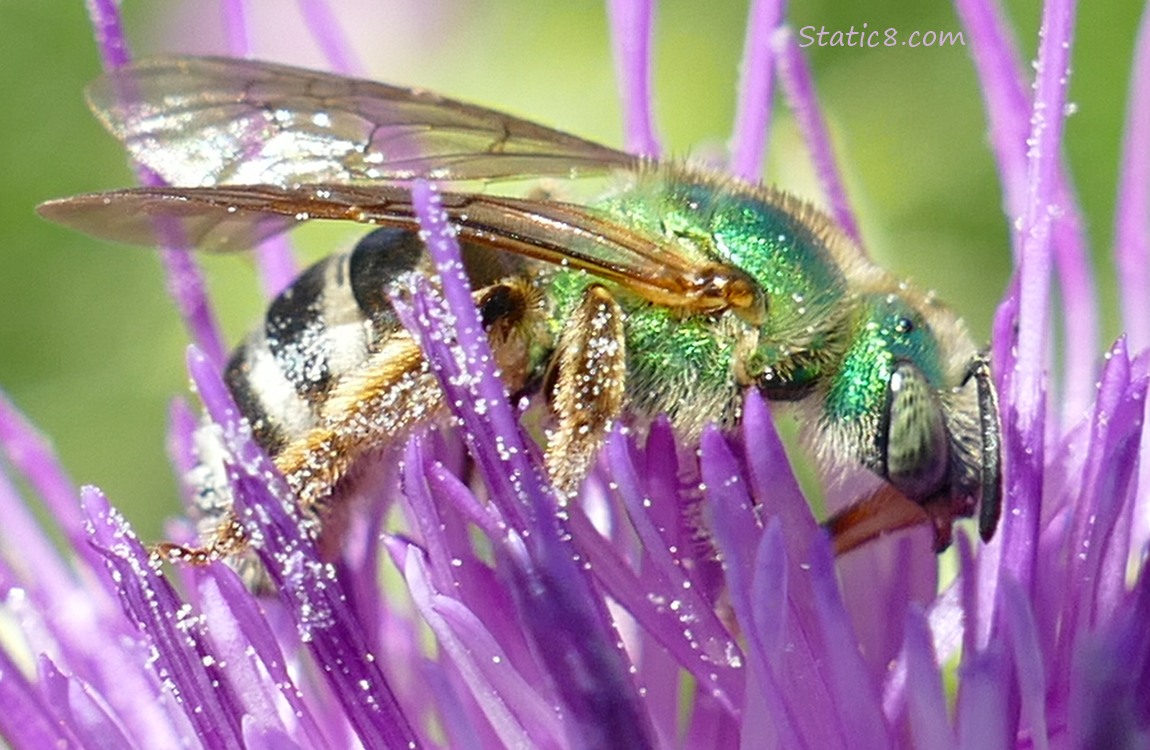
[2,0,1149,748]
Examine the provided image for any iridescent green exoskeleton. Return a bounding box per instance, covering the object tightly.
[38,56,1001,560]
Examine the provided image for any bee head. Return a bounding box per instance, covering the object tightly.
[822,294,1003,551]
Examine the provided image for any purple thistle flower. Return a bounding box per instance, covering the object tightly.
[3,0,1150,748]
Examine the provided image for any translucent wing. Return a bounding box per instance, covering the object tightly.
[38,184,755,313]
[88,56,638,187]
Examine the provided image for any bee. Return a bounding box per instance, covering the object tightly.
[39,56,1001,560]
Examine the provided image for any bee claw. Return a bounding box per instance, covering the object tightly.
[150,515,250,566]
[149,541,219,566]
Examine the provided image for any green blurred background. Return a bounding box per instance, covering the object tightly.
[0,0,1143,539]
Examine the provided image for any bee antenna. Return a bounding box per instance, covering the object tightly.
[964,352,1003,541]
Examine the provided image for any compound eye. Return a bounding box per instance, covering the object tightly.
[883,361,950,501]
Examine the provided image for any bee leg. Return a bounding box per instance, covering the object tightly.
[545,284,627,498]
[150,513,250,565]
[823,486,930,555]
[274,278,543,511]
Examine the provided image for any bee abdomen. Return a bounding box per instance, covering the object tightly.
[223,227,426,456]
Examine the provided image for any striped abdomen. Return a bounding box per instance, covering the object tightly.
[224,227,427,455]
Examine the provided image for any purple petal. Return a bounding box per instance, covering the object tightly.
[772,27,863,247]
[701,429,819,748]
[417,653,486,749]
[405,444,545,692]
[883,574,965,724]
[396,186,542,531]
[740,391,818,557]
[255,236,300,301]
[82,485,247,749]
[0,648,84,749]
[1016,168,1059,435]
[84,0,130,69]
[606,0,661,156]
[635,632,684,745]
[956,533,986,655]
[903,607,956,750]
[159,248,227,365]
[699,427,758,611]
[400,439,461,595]
[953,0,1028,211]
[1047,338,1143,693]
[166,398,201,494]
[39,656,136,749]
[954,642,1012,750]
[1114,5,1150,352]
[726,396,879,745]
[601,428,742,710]
[0,418,86,602]
[1000,575,1050,750]
[738,394,836,679]
[955,0,1098,421]
[424,456,504,540]
[636,419,686,552]
[998,392,1045,605]
[806,536,891,748]
[244,723,305,750]
[401,544,564,748]
[682,696,738,749]
[1135,384,1150,568]
[216,0,300,300]
[1050,216,1101,423]
[606,427,729,627]
[401,180,546,522]
[1076,340,1137,565]
[220,0,249,56]
[561,496,740,711]
[748,519,806,749]
[0,393,83,540]
[230,466,420,750]
[728,0,785,181]
[839,534,936,684]
[195,567,330,748]
[297,0,365,74]
[1011,0,1078,430]
[1068,563,1150,747]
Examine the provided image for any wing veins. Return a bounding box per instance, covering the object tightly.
[88,56,639,186]
[39,184,722,309]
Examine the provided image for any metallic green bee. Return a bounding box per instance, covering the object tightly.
[39,57,1001,559]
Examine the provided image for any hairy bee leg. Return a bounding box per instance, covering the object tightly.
[157,280,541,574]
[545,284,627,498]
[275,279,542,511]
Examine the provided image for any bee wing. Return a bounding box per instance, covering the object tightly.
[39,184,738,311]
[87,56,637,188]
